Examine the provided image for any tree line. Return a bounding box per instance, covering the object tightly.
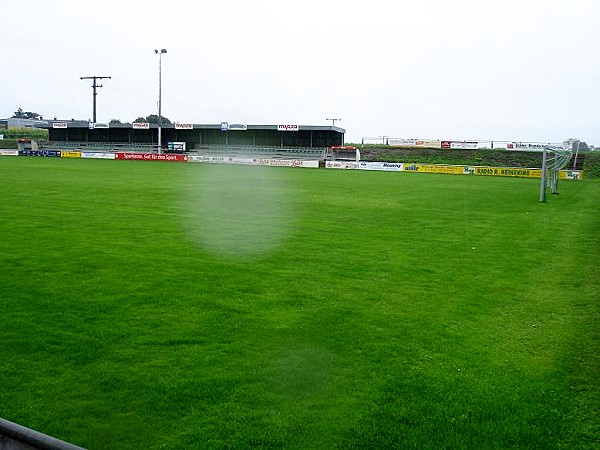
[110,115,172,125]
[11,108,171,126]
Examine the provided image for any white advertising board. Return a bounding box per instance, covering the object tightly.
[188,155,318,168]
[277,124,299,132]
[359,161,404,171]
[81,152,116,159]
[388,139,416,147]
[325,161,359,170]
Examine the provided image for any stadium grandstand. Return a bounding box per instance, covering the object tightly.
[37,121,345,160]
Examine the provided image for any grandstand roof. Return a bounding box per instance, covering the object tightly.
[35,120,345,134]
[42,120,346,148]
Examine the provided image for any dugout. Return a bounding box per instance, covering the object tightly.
[41,121,344,150]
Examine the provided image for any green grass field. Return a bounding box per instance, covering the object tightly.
[0,157,598,449]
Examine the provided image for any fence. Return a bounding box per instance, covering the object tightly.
[42,141,157,153]
[0,418,86,450]
[193,145,326,160]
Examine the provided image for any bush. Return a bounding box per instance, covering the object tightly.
[583,152,600,178]
[0,139,17,149]
[2,127,48,140]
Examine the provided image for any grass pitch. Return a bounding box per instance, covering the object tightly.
[0,157,598,449]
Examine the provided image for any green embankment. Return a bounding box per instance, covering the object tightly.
[357,145,600,178]
[0,127,48,149]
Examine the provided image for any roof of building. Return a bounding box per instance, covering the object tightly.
[32,119,345,133]
[0,118,50,128]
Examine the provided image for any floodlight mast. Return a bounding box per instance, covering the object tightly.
[155,49,167,154]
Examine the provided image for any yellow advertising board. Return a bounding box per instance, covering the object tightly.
[403,163,465,175]
[60,151,82,159]
[472,166,542,178]
[471,166,582,180]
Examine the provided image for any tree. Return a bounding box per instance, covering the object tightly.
[12,108,43,120]
[133,114,172,124]
[566,138,589,152]
[109,118,122,124]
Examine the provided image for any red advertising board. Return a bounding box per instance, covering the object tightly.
[115,153,188,162]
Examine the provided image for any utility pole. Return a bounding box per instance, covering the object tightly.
[326,118,341,127]
[80,75,111,123]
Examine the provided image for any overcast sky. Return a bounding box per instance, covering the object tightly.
[2,0,599,144]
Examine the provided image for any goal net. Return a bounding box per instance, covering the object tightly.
[540,140,574,202]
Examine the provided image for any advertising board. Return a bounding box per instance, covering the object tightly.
[277,125,299,132]
[188,155,231,164]
[403,163,464,174]
[189,155,317,168]
[19,150,61,157]
[513,142,563,150]
[359,162,404,171]
[559,170,583,180]
[470,166,542,178]
[115,153,188,162]
[325,161,360,170]
[60,151,81,158]
[388,139,416,147]
[81,152,116,159]
[414,140,441,148]
[251,159,317,168]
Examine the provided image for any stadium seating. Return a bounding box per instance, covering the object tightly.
[42,141,158,152]
[191,145,326,160]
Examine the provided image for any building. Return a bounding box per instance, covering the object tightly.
[38,120,345,151]
[0,118,49,129]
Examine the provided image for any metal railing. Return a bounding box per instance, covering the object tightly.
[192,145,326,159]
[42,141,157,152]
[0,418,86,450]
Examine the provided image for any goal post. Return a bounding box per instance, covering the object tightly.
[539,140,574,203]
